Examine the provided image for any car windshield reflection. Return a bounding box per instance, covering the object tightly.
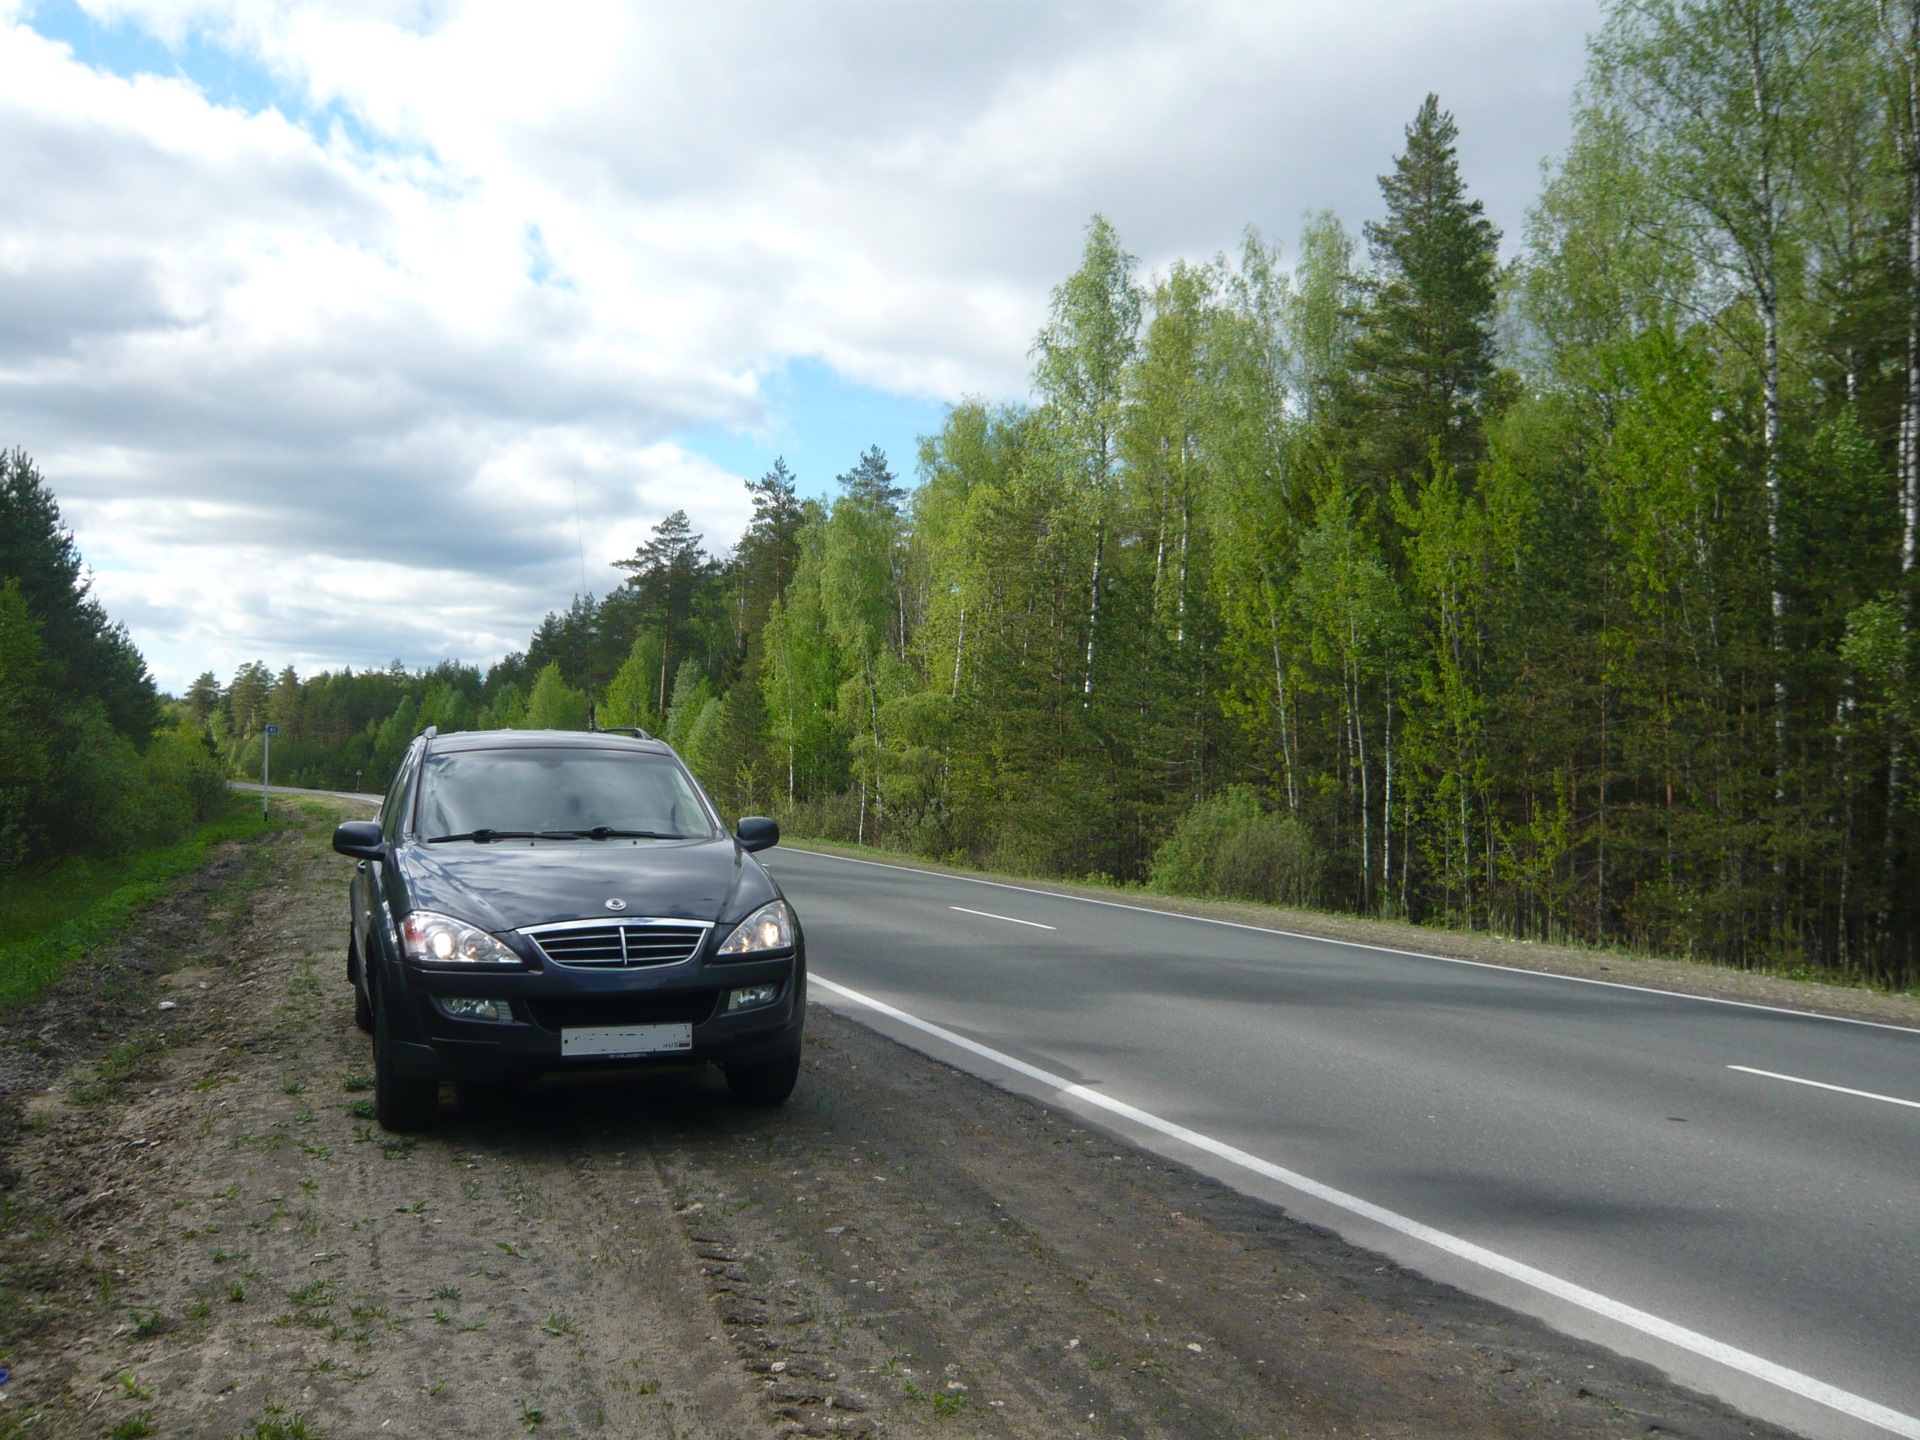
[414,747,717,841]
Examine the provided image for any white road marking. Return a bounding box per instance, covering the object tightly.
[789,847,1920,1036]
[810,973,1920,1439]
[1729,1065,1920,1111]
[950,906,1055,931]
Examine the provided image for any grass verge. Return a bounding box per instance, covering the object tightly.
[0,797,275,1010]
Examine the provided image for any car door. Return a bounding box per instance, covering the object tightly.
[357,744,420,969]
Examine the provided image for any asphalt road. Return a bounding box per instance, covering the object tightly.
[232,781,382,806]
[766,845,1920,1440]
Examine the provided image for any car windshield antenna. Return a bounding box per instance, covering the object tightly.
[571,473,600,733]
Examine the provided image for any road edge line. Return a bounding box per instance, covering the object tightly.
[811,972,1920,1440]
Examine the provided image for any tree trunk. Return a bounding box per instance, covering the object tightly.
[1353,650,1371,912]
[1894,0,1920,912]
[952,604,966,699]
[1083,517,1105,699]
[1383,673,1394,914]
[1176,483,1190,646]
[868,661,884,828]
[1745,19,1789,773]
[1891,0,1920,583]
[783,643,796,805]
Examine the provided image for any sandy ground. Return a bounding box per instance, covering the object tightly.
[0,802,1802,1439]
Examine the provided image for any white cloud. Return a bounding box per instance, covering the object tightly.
[2,0,1597,690]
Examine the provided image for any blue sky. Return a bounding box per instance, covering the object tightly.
[1,0,1597,687]
[683,361,954,502]
[24,0,393,152]
[28,0,277,109]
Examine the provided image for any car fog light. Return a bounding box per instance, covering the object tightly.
[438,996,506,1022]
[726,984,779,1012]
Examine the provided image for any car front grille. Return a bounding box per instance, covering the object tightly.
[521,919,710,969]
[526,989,720,1030]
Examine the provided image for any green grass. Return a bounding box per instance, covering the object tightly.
[0,799,271,1010]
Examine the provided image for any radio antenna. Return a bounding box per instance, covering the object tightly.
[572,476,597,730]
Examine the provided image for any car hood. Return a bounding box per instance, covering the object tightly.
[394,837,775,934]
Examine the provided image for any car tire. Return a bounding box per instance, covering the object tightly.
[724,1053,800,1107]
[373,982,438,1132]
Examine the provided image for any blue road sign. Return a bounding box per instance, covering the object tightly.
[264,725,281,734]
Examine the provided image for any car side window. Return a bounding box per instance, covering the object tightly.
[380,748,418,844]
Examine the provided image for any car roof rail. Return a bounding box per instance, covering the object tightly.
[420,725,438,739]
[591,725,652,740]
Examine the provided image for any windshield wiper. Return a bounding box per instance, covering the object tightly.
[545,827,690,840]
[425,829,547,843]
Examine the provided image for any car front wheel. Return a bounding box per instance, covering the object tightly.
[373,981,439,1132]
[724,1053,800,1106]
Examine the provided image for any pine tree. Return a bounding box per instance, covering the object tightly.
[737,457,806,635]
[0,448,158,741]
[612,509,714,715]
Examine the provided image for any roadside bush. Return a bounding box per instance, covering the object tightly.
[30,709,230,863]
[41,703,148,853]
[775,790,863,843]
[1150,787,1319,908]
[144,717,231,828]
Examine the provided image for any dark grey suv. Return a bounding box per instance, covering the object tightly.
[333,728,804,1130]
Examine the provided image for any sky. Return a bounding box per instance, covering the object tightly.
[0,0,1601,693]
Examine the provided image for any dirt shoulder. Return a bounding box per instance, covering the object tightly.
[0,803,1799,1439]
[786,837,1920,1032]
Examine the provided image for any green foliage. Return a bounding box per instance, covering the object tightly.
[524,662,589,730]
[1151,787,1319,907]
[0,579,49,871]
[601,632,664,733]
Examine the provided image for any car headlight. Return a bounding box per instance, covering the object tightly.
[400,910,522,965]
[716,900,795,957]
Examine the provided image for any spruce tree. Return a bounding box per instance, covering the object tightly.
[1346,95,1501,512]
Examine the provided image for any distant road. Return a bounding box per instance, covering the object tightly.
[230,781,381,806]
[766,845,1920,1440]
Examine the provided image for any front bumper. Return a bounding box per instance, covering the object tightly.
[381,947,806,1081]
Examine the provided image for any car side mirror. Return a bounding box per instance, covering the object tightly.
[735,816,779,853]
[333,819,386,860]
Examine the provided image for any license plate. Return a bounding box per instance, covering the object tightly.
[560,1023,693,1058]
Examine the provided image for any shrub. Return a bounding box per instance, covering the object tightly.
[774,790,863,843]
[1150,787,1319,908]
[143,718,231,828]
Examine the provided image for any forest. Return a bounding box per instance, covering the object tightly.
[0,450,229,874]
[138,2,1920,983]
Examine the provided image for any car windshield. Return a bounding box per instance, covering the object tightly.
[414,747,717,840]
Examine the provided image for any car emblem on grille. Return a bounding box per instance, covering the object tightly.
[604,898,627,912]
